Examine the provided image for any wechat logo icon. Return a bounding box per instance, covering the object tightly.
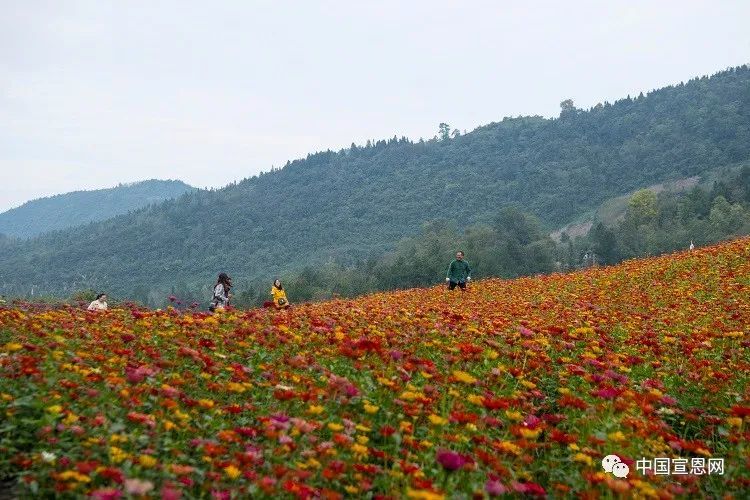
[602,454,629,478]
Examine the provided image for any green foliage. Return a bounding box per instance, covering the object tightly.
[71,289,98,303]
[627,189,658,225]
[564,167,750,265]
[1,66,750,304]
[236,210,558,305]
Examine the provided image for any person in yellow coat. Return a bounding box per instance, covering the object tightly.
[271,279,290,309]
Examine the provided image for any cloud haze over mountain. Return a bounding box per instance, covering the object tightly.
[2,0,749,211]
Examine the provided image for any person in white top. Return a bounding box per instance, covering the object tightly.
[689,240,695,251]
[209,273,232,312]
[87,293,108,311]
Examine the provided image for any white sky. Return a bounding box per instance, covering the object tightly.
[1,0,749,211]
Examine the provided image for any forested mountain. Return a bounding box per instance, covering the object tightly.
[0,180,195,238]
[1,66,749,303]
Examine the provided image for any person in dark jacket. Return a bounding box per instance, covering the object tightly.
[446,251,471,291]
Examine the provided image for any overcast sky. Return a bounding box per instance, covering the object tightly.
[1,1,749,211]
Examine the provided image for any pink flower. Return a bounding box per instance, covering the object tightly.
[124,479,154,496]
[523,414,542,429]
[161,485,182,500]
[512,481,546,496]
[125,365,154,384]
[519,326,534,337]
[591,387,622,399]
[485,479,507,496]
[436,449,465,471]
[90,488,122,500]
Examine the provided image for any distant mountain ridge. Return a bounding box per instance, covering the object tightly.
[0,180,196,239]
[0,65,749,301]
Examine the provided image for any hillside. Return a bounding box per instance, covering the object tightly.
[0,180,195,239]
[1,237,748,497]
[0,66,749,300]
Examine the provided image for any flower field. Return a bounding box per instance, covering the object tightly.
[1,238,749,499]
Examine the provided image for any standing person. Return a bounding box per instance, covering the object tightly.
[271,279,290,309]
[87,293,108,311]
[209,273,232,312]
[446,251,471,291]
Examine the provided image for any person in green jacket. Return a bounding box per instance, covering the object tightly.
[446,251,471,291]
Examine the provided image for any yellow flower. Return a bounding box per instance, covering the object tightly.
[226,382,246,393]
[399,391,421,401]
[109,434,128,444]
[344,485,359,494]
[466,394,484,405]
[407,488,445,500]
[573,453,594,466]
[138,455,158,468]
[727,417,743,428]
[377,377,395,387]
[428,414,447,426]
[198,399,215,408]
[173,409,190,422]
[307,404,325,415]
[356,435,369,445]
[109,446,128,464]
[4,342,23,352]
[505,410,523,421]
[57,470,91,483]
[608,431,626,442]
[495,440,521,455]
[327,422,344,432]
[519,427,541,440]
[224,464,241,479]
[521,380,537,389]
[351,443,369,458]
[363,402,380,414]
[46,405,63,415]
[452,370,477,384]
